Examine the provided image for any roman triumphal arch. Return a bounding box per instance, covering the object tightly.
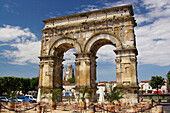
[38,5,138,103]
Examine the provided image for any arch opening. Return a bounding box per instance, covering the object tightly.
[96,45,116,82]
[90,39,115,55]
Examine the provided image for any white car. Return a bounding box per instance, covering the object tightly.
[0,96,8,102]
[25,95,37,103]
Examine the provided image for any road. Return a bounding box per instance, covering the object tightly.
[160,102,170,113]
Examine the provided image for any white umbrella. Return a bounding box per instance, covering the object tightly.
[99,88,104,102]
[37,88,41,103]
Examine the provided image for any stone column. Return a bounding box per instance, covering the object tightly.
[53,55,63,102]
[38,56,55,89]
[74,53,97,102]
[38,61,44,88]
[38,56,63,102]
[114,48,138,104]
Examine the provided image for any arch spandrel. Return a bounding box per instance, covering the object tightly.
[48,37,82,56]
[84,32,123,53]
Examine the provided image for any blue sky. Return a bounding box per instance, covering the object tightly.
[0,0,170,82]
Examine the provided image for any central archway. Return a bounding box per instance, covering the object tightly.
[85,33,119,83]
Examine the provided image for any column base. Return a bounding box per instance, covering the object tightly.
[116,85,139,104]
[74,86,97,103]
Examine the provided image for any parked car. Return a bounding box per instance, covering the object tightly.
[25,95,37,103]
[0,96,8,102]
[8,97,23,103]
[18,96,35,103]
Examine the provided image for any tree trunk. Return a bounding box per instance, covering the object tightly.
[157,87,159,100]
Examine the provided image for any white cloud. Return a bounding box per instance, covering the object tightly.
[0,25,37,42]
[79,5,100,13]
[136,17,170,66]
[134,0,170,66]
[97,45,116,64]
[0,25,40,65]
[2,41,41,65]
[63,49,75,65]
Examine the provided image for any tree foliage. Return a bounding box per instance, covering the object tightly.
[0,76,39,95]
[149,76,165,98]
[30,77,39,90]
[107,85,123,102]
[68,78,75,83]
[166,71,170,85]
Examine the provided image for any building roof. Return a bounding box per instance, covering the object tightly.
[63,80,69,82]
[98,81,108,83]
[98,84,105,86]
[109,81,117,83]
[140,81,150,83]
[63,83,76,86]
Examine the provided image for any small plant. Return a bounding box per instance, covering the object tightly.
[42,89,61,102]
[51,89,61,102]
[81,86,88,102]
[107,85,123,102]
[7,89,18,103]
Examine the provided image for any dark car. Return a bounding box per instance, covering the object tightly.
[0,96,8,102]
[167,97,170,103]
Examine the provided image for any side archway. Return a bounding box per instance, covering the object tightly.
[48,37,82,56]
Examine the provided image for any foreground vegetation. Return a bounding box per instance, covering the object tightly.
[0,76,39,95]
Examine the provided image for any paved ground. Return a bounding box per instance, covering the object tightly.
[160,102,170,113]
[1,102,170,113]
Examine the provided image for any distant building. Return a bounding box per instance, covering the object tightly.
[62,80,76,97]
[139,80,168,94]
[64,65,74,81]
[97,81,117,97]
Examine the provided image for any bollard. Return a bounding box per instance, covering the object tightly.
[89,104,95,113]
[157,105,163,113]
[0,102,1,112]
[37,102,42,113]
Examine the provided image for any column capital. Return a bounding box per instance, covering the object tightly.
[115,57,121,63]
[39,62,44,68]
[74,52,92,58]
[114,48,138,55]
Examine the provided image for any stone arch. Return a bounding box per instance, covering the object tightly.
[48,37,82,56]
[39,5,138,103]
[84,32,123,54]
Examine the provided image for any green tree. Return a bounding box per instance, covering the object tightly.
[68,78,75,83]
[21,78,31,95]
[0,76,39,95]
[30,77,39,90]
[107,85,123,102]
[0,77,20,95]
[149,76,165,99]
[0,77,5,95]
[166,71,170,85]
